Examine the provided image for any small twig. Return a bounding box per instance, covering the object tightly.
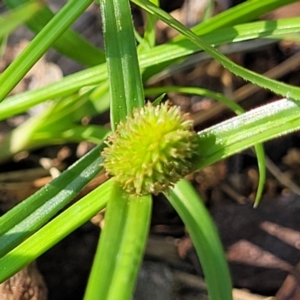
[220,182,247,204]
[265,156,300,197]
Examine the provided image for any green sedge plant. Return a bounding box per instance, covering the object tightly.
[1,0,300,299]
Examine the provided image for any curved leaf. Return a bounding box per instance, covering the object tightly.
[166,179,232,300]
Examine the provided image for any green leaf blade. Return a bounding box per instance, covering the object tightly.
[0,1,43,38]
[0,142,105,257]
[2,17,300,120]
[4,0,105,66]
[0,0,95,102]
[107,194,152,300]
[100,0,144,129]
[84,182,129,299]
[133,0,300,100]
[0,180,112,283]
[166,179,233,300]
[84,183,152,300]
[189,0,298,36]
[194,99,300,171]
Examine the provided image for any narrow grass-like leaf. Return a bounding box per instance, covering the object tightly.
[202,0,214,21]
[0,0,94,102]
[133,0,300,101]
[100,0,144,129]
[106,194,151,300]
[254,146,266,207]
[139,0,298,78]
[0,65,108,120]
[193,98,300,171]
[0,36,7,60]
[178,0,297,37]
[4,0,105,66]
[138,0,158,51]
[0,179,113,282]
[140,17,300,71]
[33,125,109,145]
[84,184,151,300]
[0,87,110,162]
[84,183,129,299]
[0,1,43,38]
[145,86,243,114]
[0,142,106,257]
[166,179,232,300]
[2,18,300,120]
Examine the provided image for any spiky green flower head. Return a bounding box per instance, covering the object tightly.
[101,101,199,195]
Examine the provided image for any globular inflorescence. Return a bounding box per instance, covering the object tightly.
[101,101,199,195]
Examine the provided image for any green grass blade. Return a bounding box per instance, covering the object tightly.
[84,183,151,300]
[0,87,110,162]
[33,125,110,145]
[2,17,300,120]
[138,0,298,79]
[193,99,300,171]
[145,86,243,114]
[254,144,266,207]
[106,194,151,300]
[140,18,300,73]
[84,182,129,299]
[0,36,7,60]
[138,0,158,51]
[0,0,94,102]
[0,142,105,257]
[166,179,232,300]
[133,0,300,101]
[0,1,43,38]
[188,0,297,36]
[202,0,214,21]
[31,84,110,129]
[100,0,144,129]
[4,0,105,66]
[0,180,113,283]
[0,66,107,121]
